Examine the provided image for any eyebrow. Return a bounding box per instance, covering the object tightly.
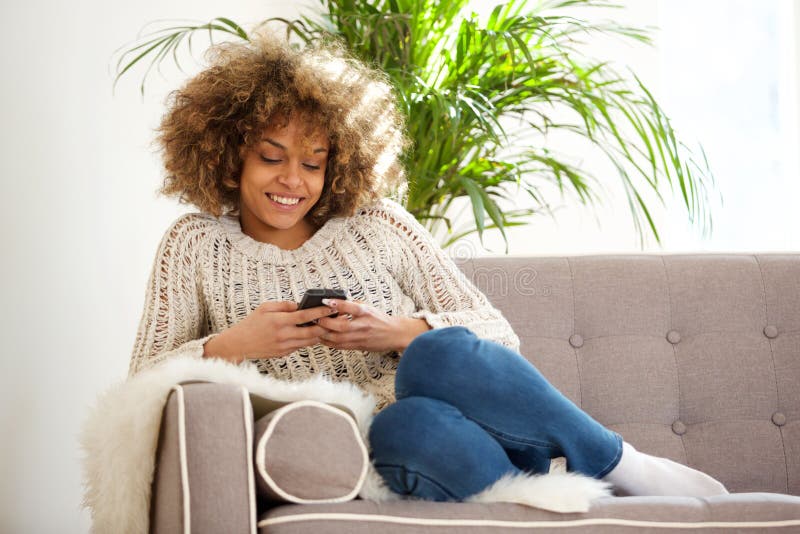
[261,137,328,154]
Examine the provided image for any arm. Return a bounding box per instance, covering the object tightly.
[127,214,219,377]
[394,317,433,350]
[201,329,243,364]
[373,199,521,352]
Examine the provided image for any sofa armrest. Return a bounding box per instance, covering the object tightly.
[150,381,257,534]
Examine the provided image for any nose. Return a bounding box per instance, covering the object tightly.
[278,161,303,189]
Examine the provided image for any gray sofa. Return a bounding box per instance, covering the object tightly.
[150,254,800,533]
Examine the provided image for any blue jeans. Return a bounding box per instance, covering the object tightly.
[368,326,623,501]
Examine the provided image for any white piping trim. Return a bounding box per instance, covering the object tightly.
[258,513,800,530]
[173,385,191,534]
[255,400,369,504]
[240,386,257,534]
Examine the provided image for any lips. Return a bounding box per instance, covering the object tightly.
[266,192,304,209]
[267,192,303,201]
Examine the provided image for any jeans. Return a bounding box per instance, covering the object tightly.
[368,326,623,502]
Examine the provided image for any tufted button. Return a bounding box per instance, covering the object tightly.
[772,412,786,426]
[666,330,681,344]
[671,420,687,435]
[569,334,584,348]
[763,325,779,339]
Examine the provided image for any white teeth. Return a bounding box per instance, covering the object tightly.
[267,194,301,205]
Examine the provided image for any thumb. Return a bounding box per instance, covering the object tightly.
[258,300,298,313]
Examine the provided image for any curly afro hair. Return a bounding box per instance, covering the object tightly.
[155,29,410,225]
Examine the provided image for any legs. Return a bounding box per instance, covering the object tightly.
[366,325,615,502]
[368,396,523,501]
[395,326,623,478]
[387,326,728,498]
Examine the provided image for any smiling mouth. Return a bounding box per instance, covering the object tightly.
[266,193,304,206]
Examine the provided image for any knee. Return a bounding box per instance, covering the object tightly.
[368,396,487,475]
[368,396,516,500]
[368,396,458,463]
[368,397,464,500]
[404,326,475,362]
[397,326,477,395]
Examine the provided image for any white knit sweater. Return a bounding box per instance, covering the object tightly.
[128,198,520,412]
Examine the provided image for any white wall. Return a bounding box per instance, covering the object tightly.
[1,0,797,532]
[0,1,300,532]
[654,0,800,253]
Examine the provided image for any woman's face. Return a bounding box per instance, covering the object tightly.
[238,116,330,248]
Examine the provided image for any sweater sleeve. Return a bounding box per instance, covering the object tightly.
[127,213,218,377]
[370,199,521,352]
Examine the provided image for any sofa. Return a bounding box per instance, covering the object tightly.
[148,253,800,533]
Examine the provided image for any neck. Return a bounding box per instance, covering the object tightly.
[239,212,317,250]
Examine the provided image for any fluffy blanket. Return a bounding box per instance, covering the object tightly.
[79,355,611,533]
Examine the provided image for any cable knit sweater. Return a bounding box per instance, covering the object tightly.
[127,197,520,412]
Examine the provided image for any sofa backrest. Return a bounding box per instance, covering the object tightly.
[458,254,799,496]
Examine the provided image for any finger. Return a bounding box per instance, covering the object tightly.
[298,324,328,339]
[259,300,298,313]
[292,305,338,325]
[319,330,344,344]
[321,298,369,317]
[320,331,363,349]
[316,315,354,331]
[283,325,328,347]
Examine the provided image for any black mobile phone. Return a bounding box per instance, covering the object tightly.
[296,288,348,327]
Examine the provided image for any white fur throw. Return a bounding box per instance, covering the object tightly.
[79,355,612,533]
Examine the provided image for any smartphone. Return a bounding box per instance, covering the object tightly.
[296,288,349,327]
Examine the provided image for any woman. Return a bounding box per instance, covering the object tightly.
[129,31,729,502]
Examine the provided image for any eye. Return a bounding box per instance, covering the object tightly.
[260,156,281,164]
[303,163,322,171]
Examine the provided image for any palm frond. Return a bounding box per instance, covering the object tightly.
[112,0,716,251]
[110,17,251,96]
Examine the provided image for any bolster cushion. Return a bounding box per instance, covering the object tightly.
[253,399,368,503]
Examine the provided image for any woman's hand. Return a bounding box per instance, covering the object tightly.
[316,298,431,352]
[204,301,338,363]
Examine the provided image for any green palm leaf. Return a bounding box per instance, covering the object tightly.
[112,0,716,250]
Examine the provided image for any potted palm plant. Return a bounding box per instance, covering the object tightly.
[114,0,715,251]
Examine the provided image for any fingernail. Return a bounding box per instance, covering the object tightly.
[322,298,337,307]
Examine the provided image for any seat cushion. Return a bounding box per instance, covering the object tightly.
[258,493,800,533]
[254,399,369,504]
